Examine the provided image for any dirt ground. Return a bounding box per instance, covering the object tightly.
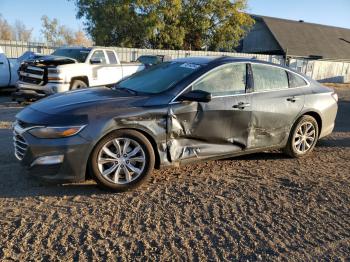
[0,86,349,261]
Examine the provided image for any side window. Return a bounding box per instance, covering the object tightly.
[193,63,246,96]
[91,50,107,64]
[288,72,307,88]
[252,64,289,91]
[106,51,118,64]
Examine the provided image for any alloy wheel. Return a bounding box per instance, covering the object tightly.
[293,121,316,153]
[97,137,146,184]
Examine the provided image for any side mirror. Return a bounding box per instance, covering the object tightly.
[90,58,102,64]
[178,90,212,103]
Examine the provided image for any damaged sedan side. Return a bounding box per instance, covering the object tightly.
[13,56,338,191]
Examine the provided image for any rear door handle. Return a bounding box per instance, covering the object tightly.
[286,96,299,102]
[233,102,251,109]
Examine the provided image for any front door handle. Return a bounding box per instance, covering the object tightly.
[233,102,251,109]
[286,96,299,102]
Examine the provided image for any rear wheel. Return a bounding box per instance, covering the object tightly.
[70,80,87,90]
[89,130,155,191]
[284,115,319,158]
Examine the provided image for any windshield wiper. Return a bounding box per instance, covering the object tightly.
[117,87,138,95]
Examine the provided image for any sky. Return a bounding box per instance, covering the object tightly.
[0,0,349,41]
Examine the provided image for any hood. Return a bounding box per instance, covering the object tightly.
[16,87,171,126]
[29,87,152,115]
[24,55,77,66]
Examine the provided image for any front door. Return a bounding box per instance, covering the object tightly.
[89,50,110,86]
[0,54,9,87]
[249,63,305,148]
[167,63,252,162]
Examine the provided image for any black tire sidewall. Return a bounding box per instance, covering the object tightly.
[90,130,155,191]
[70,80,87,90]
[286,115,319,157]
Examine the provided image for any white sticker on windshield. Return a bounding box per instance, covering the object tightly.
[180,63,200,70]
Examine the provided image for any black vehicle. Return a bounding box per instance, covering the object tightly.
[13,56,338,191]
[136,55,171,68]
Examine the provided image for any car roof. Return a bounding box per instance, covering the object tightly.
[172,56,219,65]
[172,56,282,66]
[172,55,309,79]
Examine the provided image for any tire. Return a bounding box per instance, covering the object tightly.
[89,129,155,191]
[70,80,87,90]
[284,115,319,158]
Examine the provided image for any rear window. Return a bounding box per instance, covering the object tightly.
[288,72,307,88]
[106,51,118,64]
[117,62,202,94]
[252,64,289,91]
[137,56,162,65]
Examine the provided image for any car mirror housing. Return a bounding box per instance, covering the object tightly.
[90,58,102,64]
[178,90,212,103]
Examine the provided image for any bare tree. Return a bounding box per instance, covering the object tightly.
[41,15,92,46]
[14,20,33,41]
[0,14,13,40]
[72,30,92,46]
[41,15,62,45]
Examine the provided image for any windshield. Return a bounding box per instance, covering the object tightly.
[51,48,91,63]
[116,61,202,94]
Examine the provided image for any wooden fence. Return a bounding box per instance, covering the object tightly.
[289,58,350,83]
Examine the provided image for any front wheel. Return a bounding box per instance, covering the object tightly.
[70,80,87,90]
[284,115,319,158]
[89,130,155,191]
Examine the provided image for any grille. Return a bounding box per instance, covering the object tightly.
[13,128,28,160]
[19,66,46,85]
[17,120,34,129]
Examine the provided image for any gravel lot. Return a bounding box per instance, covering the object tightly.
[0,87,349,261]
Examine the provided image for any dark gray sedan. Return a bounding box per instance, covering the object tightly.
[13,57,338,191]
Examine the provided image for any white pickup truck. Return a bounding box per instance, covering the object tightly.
[0,46,20,89]
[14,47,145,101]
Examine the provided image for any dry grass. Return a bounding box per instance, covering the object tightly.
[322,83,350,88]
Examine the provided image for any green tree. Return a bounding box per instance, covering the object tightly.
[74,0,150,47]
[73,0,253,51]
[181,0,254,51]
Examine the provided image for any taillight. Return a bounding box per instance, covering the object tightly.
[331,92,338,102]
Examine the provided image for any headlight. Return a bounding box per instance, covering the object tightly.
[28,126,86,139]
[48,68,64,82]
[48,68,62,74]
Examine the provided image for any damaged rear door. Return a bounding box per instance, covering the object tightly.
[167,63,252,162]
[249,63,305,148]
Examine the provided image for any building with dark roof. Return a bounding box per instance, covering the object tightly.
[242,15,350,62]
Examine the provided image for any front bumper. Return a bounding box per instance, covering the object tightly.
[13,81,70,102]
[13,124,92,182]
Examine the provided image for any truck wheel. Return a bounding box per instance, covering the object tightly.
[70,80,87,90]
[89,129,155,192]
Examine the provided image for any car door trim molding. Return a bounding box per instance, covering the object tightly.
[170,61,310,104]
